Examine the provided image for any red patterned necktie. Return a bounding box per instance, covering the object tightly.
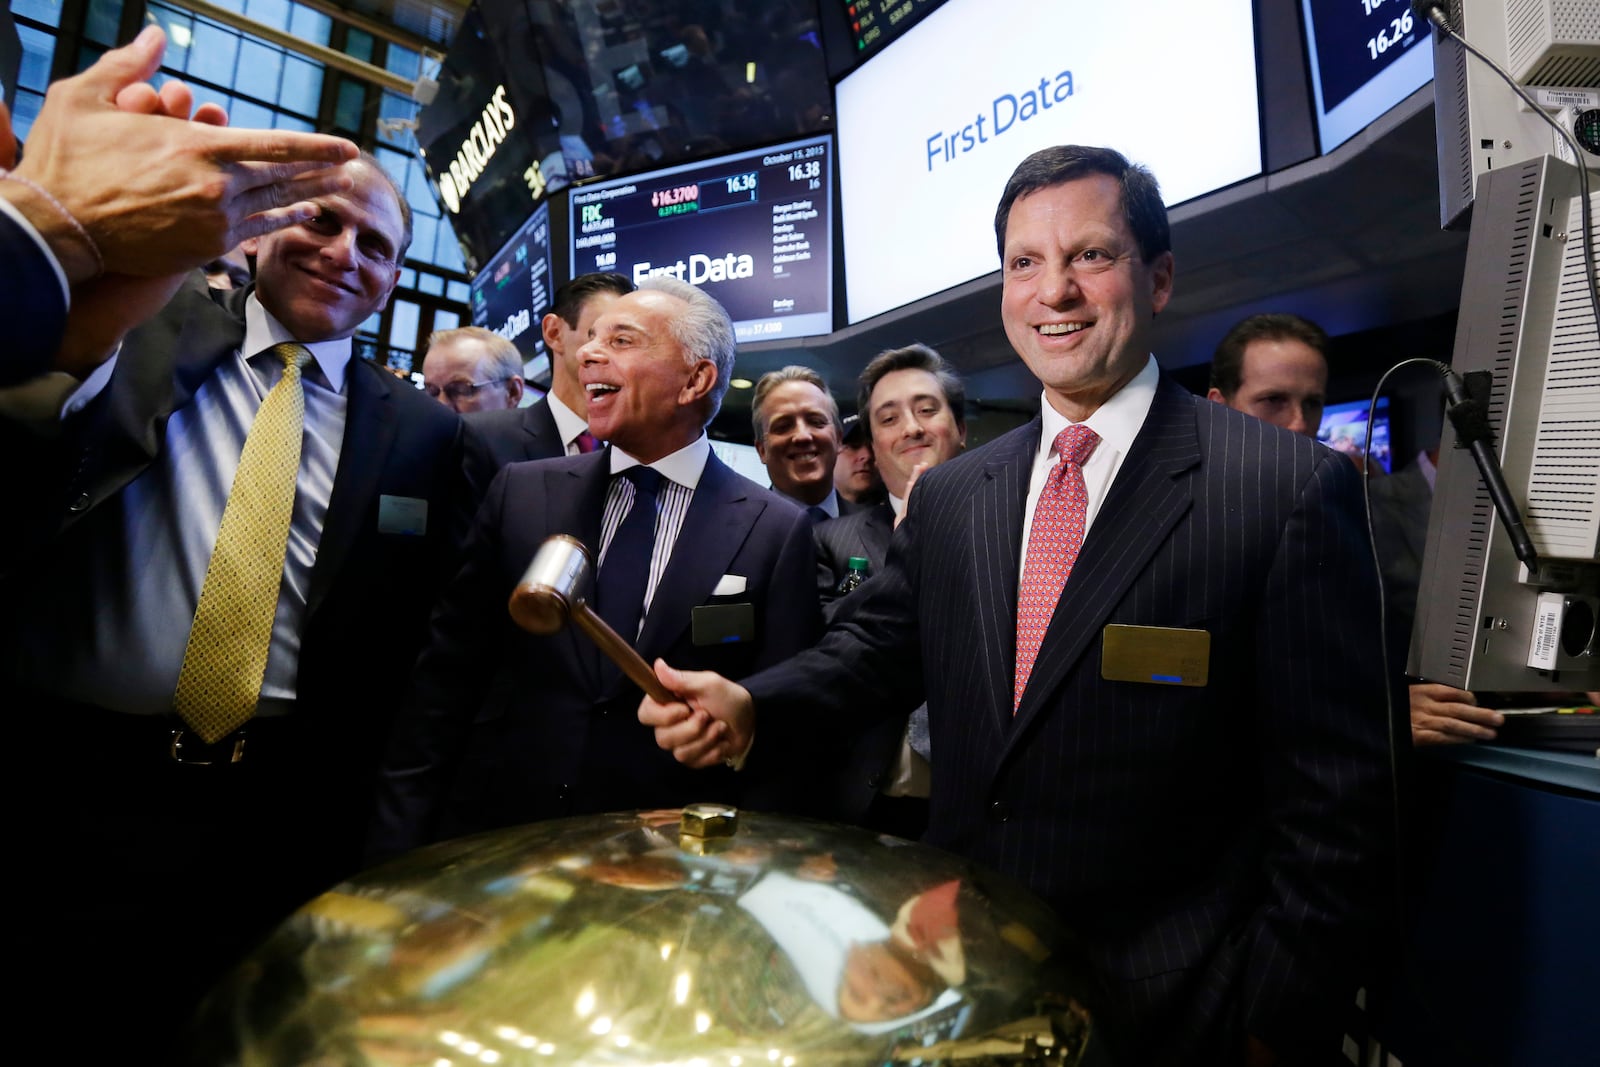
[575,430,601,454]
[1014,424,1100,713]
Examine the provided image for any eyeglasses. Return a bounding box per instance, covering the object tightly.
[424,378,507,401]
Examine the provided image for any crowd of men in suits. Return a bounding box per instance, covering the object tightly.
[5,30,1397,1067]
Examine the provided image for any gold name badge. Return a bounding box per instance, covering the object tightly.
[1100,624,1210,687]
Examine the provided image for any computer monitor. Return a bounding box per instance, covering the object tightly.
[468,200,555,373]
[568,133,835,344]
[1299,0,1433,154]
[1408,154,1599,693]
[1318,396,1392,474]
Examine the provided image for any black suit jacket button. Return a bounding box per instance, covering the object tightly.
[988,800,1010,822]
[68,493,91,513]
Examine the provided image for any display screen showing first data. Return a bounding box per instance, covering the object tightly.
[836,0,1262,324]
[569,134,834,344]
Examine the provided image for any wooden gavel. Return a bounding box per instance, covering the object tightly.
[507,534,674,702]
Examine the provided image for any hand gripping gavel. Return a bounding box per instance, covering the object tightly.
[507,534,675,702]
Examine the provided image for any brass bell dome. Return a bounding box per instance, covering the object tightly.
[189,807,1110,1065]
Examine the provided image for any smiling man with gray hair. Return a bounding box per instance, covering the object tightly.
[373,275,823,858]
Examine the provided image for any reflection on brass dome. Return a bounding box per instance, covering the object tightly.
[189,809,1111,1065]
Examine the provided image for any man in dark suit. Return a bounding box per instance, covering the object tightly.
[2,25,357,386]
[813,344,967,838]
[371,275,822,859]
[462,272,633,486]
[816,343,969,611]
[2,153,467,1054]
[1206,312,1330,439]
[642,146,1393,1067]
[421,325,527,412]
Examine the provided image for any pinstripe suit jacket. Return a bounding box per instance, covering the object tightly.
[746,374,1392,1065]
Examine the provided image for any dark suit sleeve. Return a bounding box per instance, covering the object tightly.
[1,207,70,387]
[368,467,516,862]
[745,492,928,760]
[1244,448,1395,1053]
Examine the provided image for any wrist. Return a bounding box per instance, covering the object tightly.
[1,166,103,283]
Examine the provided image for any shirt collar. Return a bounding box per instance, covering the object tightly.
[244,293,353,393]
[610,433,712,490]
[545,391,589,448]
[1036,354,1159,462]
[888,492,906,519]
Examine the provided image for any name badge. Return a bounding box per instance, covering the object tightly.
[1100,624,1210,687]
[692,603,755,646]
[378,494,429,536]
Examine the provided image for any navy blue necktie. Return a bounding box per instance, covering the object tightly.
[807,505,829,523]
[596,466,662,647]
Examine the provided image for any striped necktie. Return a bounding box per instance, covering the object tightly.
[174,342,312,742]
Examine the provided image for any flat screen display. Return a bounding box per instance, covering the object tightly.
[569,133,834,344]
[1301,0,1433,153]
[469,199,554,369]
[837,0,951,69]
[835,0,1262,325]
[1318,396,1392,473]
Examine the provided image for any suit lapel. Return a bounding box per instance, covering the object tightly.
[307,360,398,616]
[552,454,611,695]
[1007,378,1201,742]
[94,281,241,503]
[634,454,763,663]
[521,401,561,461]
[862,504,893,563]
[974,421,1041,735]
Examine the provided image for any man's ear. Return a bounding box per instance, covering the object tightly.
[540,312,564,352]
[1205,387,1227,405]
[680,359,717,406]
[506,376,526,406]
[240,236,261,258]
[1148,250,1175,316]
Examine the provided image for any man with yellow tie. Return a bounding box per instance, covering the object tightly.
[0,152,468,1055]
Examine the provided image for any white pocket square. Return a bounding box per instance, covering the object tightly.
[713,574,747,596]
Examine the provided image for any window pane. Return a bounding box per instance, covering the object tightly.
[147,7,191,69]
[10,89,46,144]
[288,4,332,47]
[388,300,421,351]
[447,280,472,304]
[278,56,322,116]
[334,78,366,132]
[409,214,439,267]
[432,308,460,332]
[11,0,64,29]
[244,0,290,32]
[228,97,276,131]
[436,232,466,274]
[209,0,245,13]
[417,272,444,296]
[274,113,314,132]
[234,40,284,103]
[84,0,123,47]
[399,268,417,289]
[343,28,374,64]
[385,44,419,80]
[17,25,56,92]
[187,22,241,87]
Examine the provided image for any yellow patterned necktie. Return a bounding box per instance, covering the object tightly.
[174,342,312,742]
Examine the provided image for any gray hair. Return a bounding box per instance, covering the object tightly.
[636,275,737,419]
[426,325,523,382]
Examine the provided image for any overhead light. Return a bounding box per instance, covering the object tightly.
[730,377,753,389]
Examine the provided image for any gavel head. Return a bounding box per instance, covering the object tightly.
[508,534,594,635]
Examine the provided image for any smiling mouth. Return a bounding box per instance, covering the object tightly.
[1036,322,1090,336]
[586,383,620,397]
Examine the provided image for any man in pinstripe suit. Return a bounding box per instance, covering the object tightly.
[642,146,1393,1067]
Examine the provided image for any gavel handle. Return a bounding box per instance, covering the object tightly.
[571,602,676,703]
